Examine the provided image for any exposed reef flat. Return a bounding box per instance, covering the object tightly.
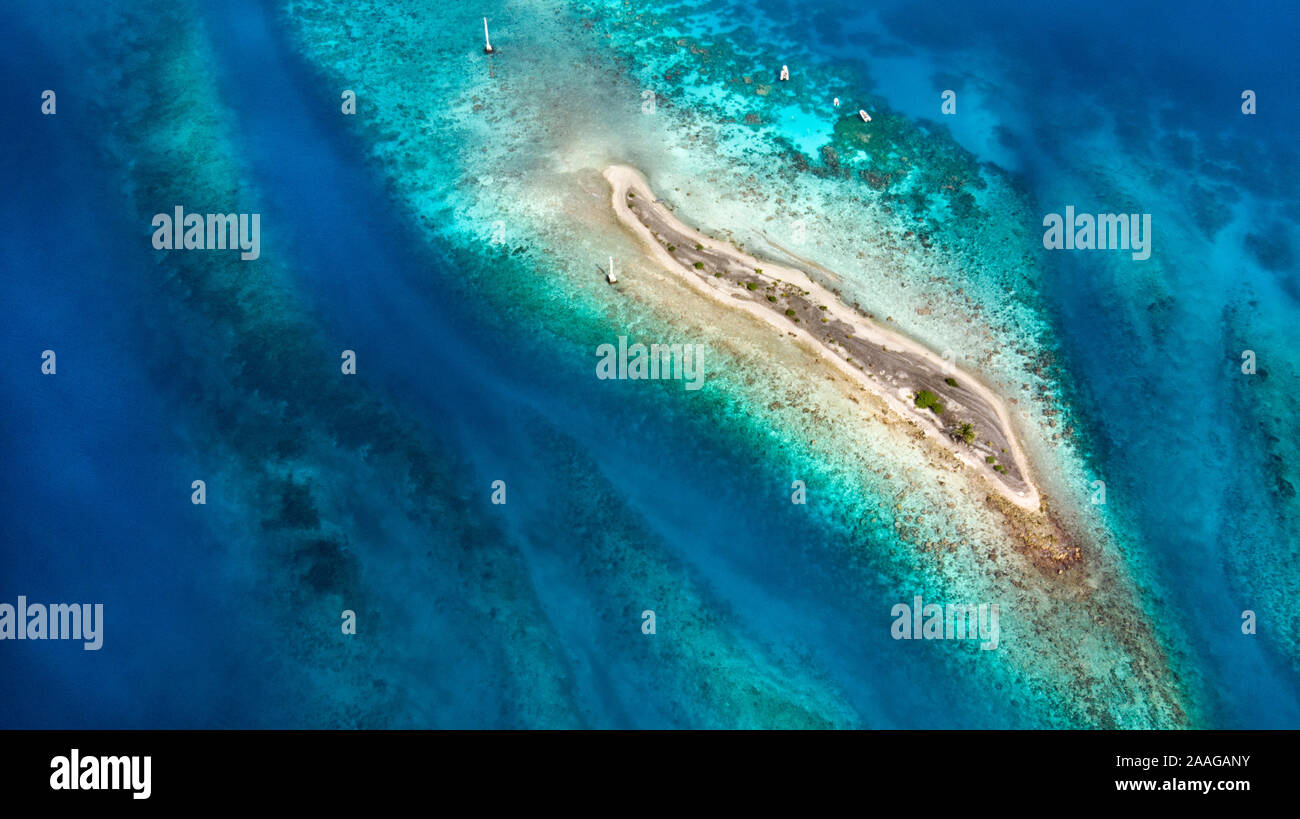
[605,164,1042,512]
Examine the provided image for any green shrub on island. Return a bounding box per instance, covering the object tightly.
[785,309,796,317]
[695,243,703,250]
[755,268,763,274]
[931,403,944,414]
[746,282,757,290]
[955,422,976,444]
[667,244,676,251]
[767,295,777,302]
[994,465,1006,473]
[693,261,703,269]
[945,377,957,387]
[914,390,939,409]
[985,455,996,464]
[628,192,635,198]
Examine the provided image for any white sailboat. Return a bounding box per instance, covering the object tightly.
[483,18,494,53]
[607,256,618,284]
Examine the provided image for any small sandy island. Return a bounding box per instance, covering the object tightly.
[604,164,1043,512]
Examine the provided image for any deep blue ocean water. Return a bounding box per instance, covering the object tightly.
[1,0,1296,727]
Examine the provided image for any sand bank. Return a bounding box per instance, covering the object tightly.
[604,163,1042,512]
